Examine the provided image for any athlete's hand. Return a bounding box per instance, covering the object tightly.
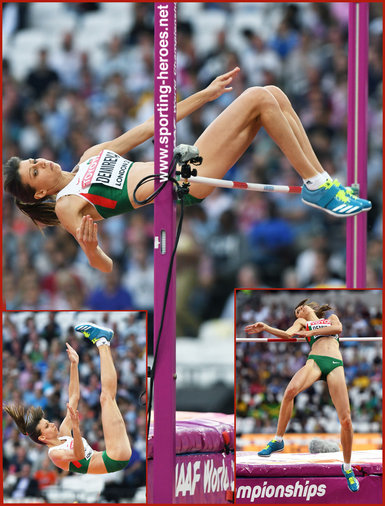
[244,322,266,334]
[76,215,99,252]
[205,67,240,102]
[66,342,79,364]
[67,403,80,427]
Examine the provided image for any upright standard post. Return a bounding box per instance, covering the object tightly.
[346,3,369,288]
[152,3,177,503]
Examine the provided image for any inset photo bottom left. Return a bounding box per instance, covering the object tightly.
[3,311,146,504]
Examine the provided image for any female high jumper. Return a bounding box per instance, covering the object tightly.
[4,323,132,475]
[245,298,359,492]
[4,68,371,272]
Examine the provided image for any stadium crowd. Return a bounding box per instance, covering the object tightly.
[236,290,382,435]
[3,4,383,327]
[2,311,146,502]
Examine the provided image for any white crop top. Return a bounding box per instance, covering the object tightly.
[57,150,132,203]
[48,435,94,460]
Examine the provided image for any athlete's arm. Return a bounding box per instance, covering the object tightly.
[245,318,306,339]
[56,202,113,273]
[78,67,240,162]
[295,314,343,338]
[49,448,79,466]
[51,407,85,465]
[59,344,80,436]
[74,215,113,273]
[68,405,85,461]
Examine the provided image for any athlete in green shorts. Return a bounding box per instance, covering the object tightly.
[245,298,359,492]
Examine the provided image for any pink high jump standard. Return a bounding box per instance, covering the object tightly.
[346,3,369,288]
[152,3,177,503]
[236,450,382,504]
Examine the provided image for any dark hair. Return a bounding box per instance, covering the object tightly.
[3,404,46,445]
[295,298,332,319]
[3,157,60,226]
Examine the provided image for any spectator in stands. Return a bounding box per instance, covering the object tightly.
[25,48,59,100]
[34,457,58,490]
[87,269,134,310]
[11,463,41,499]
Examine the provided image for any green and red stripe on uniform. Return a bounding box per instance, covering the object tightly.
[80,193,117,210]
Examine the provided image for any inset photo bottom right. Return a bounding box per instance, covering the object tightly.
[235,289,382,504]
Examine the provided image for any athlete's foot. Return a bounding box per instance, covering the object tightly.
[301,179,369,217]
[257,439,284,457]
[341,465,360,492]
[75,322,114,345]
[334,180,372,211]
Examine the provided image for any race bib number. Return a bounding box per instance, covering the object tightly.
[82,150,130,190]
[306,319,330,331]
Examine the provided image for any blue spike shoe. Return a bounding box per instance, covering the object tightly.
[336,181,372,211]
[75,322,114,344]
[258,439,284,457]
[301,179,367,217]
[341,465,360,492]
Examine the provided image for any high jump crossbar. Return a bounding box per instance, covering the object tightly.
[346,3,368,288]
[152,4,177,503]
[236,337,382,343]
[188,175,302,194]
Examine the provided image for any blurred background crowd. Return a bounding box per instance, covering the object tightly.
[3,311,146,503]
[3,4,383,330]
[236,290,382,437]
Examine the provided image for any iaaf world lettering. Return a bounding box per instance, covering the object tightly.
[175,458,234,497]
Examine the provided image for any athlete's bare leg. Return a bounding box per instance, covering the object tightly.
[128,85,328,204]
[327,366,353,464]
[98,345,132,461]
[191,86,322,198]
[264,86,325,174]
[276,360,322,437]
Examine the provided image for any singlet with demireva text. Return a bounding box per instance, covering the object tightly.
[56,150,134,218]
[305,318,339,348]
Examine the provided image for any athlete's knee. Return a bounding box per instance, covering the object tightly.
[283,384,298,401]
[100,390,115,407]
[122,446,132,462]
[109,437,132,462]
[339,411,353,431]
[242,86,278,114]
[264,85,292,110]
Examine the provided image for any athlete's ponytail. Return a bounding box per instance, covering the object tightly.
[3,156,60,226]
[15,200,60,226]
[3,404,46,445]
[295,298,332,318]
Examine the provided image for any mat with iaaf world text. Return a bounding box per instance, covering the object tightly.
[148,412,234,504]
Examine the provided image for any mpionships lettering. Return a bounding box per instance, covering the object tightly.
[237,481,327,502]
